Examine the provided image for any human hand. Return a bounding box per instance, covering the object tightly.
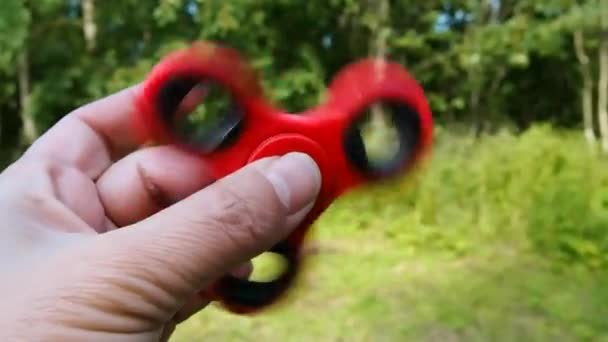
[0,85,321,341]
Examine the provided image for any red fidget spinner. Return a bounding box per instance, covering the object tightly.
[133,41,433,315]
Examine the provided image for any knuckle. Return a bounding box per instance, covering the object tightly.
[135,162,173,209]
[0,158,60,206]
[206,183,283,251]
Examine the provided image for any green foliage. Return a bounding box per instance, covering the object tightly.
[0,0,29,71]
[0,0,605,164]
[522,127,608,268]
[319,124,608,269]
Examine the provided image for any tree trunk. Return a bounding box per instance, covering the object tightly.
[599,0,608,153]
[469,0,494,138]
[17,48,36,145]
[470,75,483,137]
[574,30,597,146]
[81,0,97,52]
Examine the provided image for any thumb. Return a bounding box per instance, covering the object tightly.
[96,152,321,307]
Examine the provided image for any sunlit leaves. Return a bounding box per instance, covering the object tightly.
[154,0,186,26]
[0,0,604,163]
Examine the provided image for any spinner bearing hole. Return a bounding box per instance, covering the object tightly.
[157,76,245,153]
[343,101,421,177]
[360,103,401,168]
[250,252,289,282]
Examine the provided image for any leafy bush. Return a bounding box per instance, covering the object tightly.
[320,124,608,268]
[521,127,608,268]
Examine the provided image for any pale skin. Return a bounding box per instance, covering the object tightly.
[0,84,321,341]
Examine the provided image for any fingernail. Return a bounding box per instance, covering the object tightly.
[264,152,321,214]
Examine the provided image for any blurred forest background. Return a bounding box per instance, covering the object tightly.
[2,0,608,341]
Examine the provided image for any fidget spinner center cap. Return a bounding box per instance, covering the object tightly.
[248,134,336,203]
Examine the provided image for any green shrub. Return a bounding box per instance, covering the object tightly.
[320,124,608,267]
[520,127,608,268]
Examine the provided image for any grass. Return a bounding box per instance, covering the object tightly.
[172,125,608,341]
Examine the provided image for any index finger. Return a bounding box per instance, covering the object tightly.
[24,84,147,179]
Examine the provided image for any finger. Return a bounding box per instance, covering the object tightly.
[172,294,210,326]
[230,262,254,279]
[160,323,176,342]
[95,145,214,228]
[92,152,321,319]
[171,262,252,326]
[23,85,143,179]
[0,157,106,232]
